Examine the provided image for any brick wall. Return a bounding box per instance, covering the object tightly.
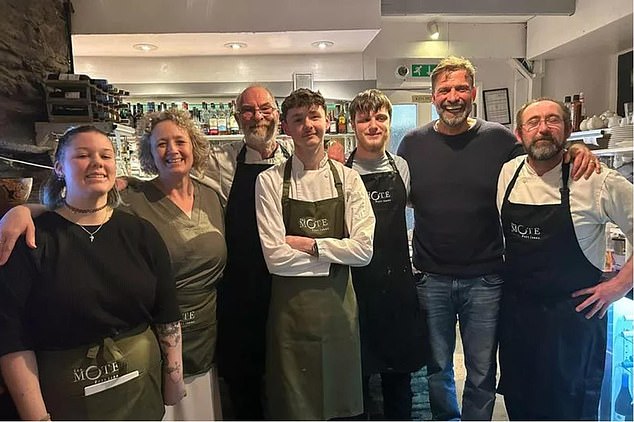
[0,0,69,146]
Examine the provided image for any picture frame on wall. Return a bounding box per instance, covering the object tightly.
[483,88,511,126]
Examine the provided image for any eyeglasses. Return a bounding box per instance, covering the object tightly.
[522,115,564,132]
[239,105,277,119]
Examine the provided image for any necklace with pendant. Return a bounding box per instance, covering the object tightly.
[77,210,109,243]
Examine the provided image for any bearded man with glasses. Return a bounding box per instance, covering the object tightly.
[397,56,600,421]
[496,97,633,420]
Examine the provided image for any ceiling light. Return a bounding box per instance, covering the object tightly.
[133,43,158,52]
[311,40,334,49]
[224,42,247,50]
[427,22,440,40]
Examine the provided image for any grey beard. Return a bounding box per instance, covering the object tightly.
[437,104,471,127]
[527,140,564,161]
[244,122,278,147]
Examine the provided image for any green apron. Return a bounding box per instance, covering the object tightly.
[266,158,363,420]
[36,325,164,420]
[177,286,217,377]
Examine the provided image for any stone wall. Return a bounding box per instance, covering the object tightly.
[0,0,69,145]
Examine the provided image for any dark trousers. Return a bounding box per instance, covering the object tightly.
[504,394,599,421]
[224,375,264,421]
[363,372,412,420]
[0,392,19,421]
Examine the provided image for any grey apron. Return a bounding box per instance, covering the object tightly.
[36,325,164,420]
[266,158,363,420]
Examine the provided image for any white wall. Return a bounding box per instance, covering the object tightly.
[541,54,617,115]
[74,53,366,84]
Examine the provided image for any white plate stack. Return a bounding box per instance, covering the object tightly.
[608,124,634,149]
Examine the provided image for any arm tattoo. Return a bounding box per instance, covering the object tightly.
[155,322,181,349]
[164,361,181,376]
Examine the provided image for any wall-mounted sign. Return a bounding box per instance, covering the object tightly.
[483,88,511,126]
[410,64,436,78]
[411,94,432,103]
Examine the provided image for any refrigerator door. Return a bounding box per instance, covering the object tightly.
[600,297,634,421]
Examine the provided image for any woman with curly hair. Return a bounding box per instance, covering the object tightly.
[123,108,227,420]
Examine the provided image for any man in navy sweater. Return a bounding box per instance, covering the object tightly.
[397,56,598,420]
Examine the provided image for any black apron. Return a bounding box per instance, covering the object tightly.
[266,158,363,420]
[498,160,606,420]
[216,143,289,380]
[345,150,427,374]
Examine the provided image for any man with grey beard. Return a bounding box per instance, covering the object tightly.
[496,98,632,420]
[397,57,598,420]
[204,85,292,420]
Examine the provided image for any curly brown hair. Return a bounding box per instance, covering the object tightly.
[137,108,209,175]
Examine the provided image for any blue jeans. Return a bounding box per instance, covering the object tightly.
[417,272,503,421]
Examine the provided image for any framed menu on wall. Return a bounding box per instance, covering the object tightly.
[483,88,511,125]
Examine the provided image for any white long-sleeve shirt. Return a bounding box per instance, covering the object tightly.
[256,154,376,277]
[202,138,294,206]
[497,156,633,269]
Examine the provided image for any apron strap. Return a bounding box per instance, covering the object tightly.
[236,144,247,164]
[503,159,572,207]
[237,141,291,165]
[384,151,399,174]
[327,160,344,199]
[502,159,525,205]
[282,158,345,228]
[559,162,571,207]
[345,150,399,175]
[282,159,293,228]
[344,148,356,168]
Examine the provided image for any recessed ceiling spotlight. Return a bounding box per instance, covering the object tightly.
[224,42,247,50]
[311,40,334,49]
[133,43,158,52]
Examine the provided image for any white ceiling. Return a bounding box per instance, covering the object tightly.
[72,30,381,57]
[71,15,537,58]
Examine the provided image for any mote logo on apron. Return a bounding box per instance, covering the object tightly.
[73,361,122,383]
[510,222,542,240]
[298,217,330,233]
[369,189,392,204]
[181,310,196,328]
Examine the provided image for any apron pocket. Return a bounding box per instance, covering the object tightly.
[37,326,164,420]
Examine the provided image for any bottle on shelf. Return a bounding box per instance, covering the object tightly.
[615,371,633,418]
[337,103,348,134]
[579,92,587,123]
[217,103,228,135]
[571,94,582,132]
[229,102,240,135]
[331,106,340,134]
[208,103,219,136]
[564,96,572,116]
[200,102,210,135]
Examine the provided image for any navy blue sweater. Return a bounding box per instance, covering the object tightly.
[397,119,524,276]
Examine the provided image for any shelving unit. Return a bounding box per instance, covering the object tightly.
[205,133,357,155]
[44,79,130,124]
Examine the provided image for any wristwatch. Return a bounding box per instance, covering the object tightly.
[311,240,319,257]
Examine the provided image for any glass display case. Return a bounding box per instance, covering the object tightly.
[600,297,634,421]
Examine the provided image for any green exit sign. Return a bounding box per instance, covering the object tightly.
[411,64,436,78]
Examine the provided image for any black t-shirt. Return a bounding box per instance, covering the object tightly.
[397,119,524,276]
[0,210,180,354]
